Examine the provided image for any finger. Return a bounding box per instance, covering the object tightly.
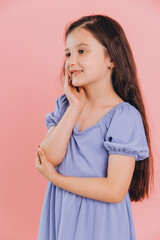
[79,86,85,93]
[65,68,71,81]
[37,147,45,163]
[36,145,42,162]
[37,145,41,162]
[36,150,42,165]
[63,70,68,85]
[35,155,40,169]
[67,70,72,81]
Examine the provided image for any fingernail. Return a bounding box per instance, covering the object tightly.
[38,148,41,153]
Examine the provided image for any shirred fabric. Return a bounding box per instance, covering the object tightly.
[103,104,149,161]
[38,94,149,240]
[45,94,69,129]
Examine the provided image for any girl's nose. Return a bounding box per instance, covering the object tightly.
[67,54,77,65]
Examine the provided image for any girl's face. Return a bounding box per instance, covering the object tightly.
[65,27,114,87]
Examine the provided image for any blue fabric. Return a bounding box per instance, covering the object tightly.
[38,94,149,240]
[45,94,69,129]
[103,103,149,161]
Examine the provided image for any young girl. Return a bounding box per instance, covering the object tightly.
[36,14,154,240]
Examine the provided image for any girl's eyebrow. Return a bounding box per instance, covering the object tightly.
[65,43,90,52]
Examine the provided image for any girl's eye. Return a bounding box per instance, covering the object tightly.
[65,49,85,57]
[79,49,85,54]
[65,53,70,57]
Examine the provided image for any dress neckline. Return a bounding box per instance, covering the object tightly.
[73,101,129,134]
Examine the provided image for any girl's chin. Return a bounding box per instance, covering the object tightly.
[72,77,86,87]
[71,79,79,86]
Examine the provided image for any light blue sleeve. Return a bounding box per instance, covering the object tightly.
[103,105,149,161]
[45,94,69,130]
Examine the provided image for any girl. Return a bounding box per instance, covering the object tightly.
[36,14,154,240]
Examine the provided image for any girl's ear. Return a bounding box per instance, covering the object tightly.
[108,59,115,69]
[104,52,115,69]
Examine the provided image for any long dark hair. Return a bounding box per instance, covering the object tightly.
[59,14,154,202]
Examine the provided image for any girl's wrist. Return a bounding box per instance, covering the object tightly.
[50,170,61,185]
[70,102,85,117]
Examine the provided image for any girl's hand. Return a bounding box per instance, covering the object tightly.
[35,145,58,182]
[62,67,87,109]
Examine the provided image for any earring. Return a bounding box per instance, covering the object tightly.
[108,64,114,69]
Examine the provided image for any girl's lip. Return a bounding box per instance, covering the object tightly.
[72,71,83,76]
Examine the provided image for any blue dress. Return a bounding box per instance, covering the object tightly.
[38,94,149,240]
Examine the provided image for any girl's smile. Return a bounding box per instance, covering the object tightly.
[72,71,83,76]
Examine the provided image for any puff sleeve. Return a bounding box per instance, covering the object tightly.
[45,94,69,130]
[103,104,149,161]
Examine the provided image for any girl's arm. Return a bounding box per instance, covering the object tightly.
[40,104,82,167]
[51,173,119,203]
[50,154,135,204]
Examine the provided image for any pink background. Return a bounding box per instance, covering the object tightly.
[0,0,160,239]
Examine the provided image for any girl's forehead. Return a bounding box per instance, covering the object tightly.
[66,29,101,49]
[66,30,92,43]
[67,27,92,37]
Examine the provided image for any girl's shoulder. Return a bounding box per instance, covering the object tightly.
[101,101,142,128]
[102,101,149,161]
[55,93,70,114]
[56,93,69,106]
[45,94,69,129]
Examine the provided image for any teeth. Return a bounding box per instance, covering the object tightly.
[72,70,82,74]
